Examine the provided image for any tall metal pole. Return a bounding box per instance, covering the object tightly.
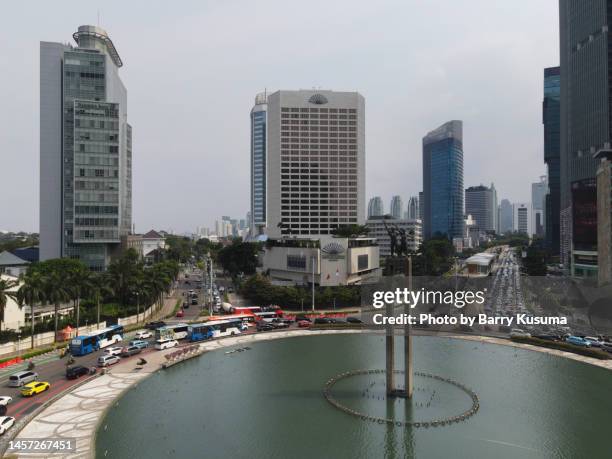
[385,299,395,395]
[404,256,413,398]
[311,255,316,312]
[209,256,214,316]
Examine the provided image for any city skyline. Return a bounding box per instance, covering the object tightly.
[0,0,556,233]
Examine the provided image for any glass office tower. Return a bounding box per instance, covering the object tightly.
[422,120,464,240]
[250,92,267,236]
[40,25,131,270]
[544,66,561,255]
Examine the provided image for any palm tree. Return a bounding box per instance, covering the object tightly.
[88,272,114,329]
[0,276,18,333]
[17,271,46,349]
[69,265,93,336]
[43,272,70,343]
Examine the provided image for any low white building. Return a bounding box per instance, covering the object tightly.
[261,236,381,286]
[0,274,26,331]
[142,230,166,257]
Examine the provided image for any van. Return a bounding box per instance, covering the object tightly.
[97,355,120,367]
[155,339,178,350]
[8,371,38,387]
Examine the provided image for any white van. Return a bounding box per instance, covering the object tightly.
[155,339,178,350]
[97,355,120,367]
[8,371,38,387]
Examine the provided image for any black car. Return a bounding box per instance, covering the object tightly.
[191,298,198,305]
[257,322,275,332]
[314,317,335,325]
[66,365,89,380]
[346,317,363,324]
[145,321,166,330]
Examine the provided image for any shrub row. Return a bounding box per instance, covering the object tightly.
[511,336,611,360]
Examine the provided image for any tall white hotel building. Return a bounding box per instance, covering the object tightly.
[258,90,365,238]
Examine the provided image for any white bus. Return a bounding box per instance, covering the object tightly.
[155,323,189,341]
[188,319,242,341]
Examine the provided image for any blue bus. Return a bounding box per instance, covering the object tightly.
[188,319,242,342]
[70,325,125,356]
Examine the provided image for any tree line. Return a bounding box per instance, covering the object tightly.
[0,249,178,347]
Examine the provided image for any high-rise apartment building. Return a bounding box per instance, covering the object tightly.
[465,184,497,233]
[389,195,403,220]
[559,2,612,268]
[265,90,365,238]
[40,26,132,270]
[532,176,548,238]
[422,121,464,240]
[498,199,513,234]
[368,197,384,218]
[543,66,561,254]
[407,195,419,220]
[250,92,267,236]
[512,203,532,235]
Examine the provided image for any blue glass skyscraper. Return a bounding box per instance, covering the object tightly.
[544,66,560,255]
[422,120,464,240]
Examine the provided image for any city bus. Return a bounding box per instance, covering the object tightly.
[204,313,255,324]
[188,319,242,342]
[155,323,189,341]
[69,325,124,356]
[231,306,261,315]
[254,310,284,322]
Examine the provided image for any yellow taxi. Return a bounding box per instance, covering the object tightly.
[20,381,50,397]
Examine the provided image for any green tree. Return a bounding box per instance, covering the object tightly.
[108,249,142,308]
[17,271,46,349]
[43,271,71,343]
[331,224,370,238]
[217,240,261,279]
[87,272,114,329]
[0,277,18,333]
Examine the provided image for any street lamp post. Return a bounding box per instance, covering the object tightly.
[136,292,140,324]
[311,255,316,312]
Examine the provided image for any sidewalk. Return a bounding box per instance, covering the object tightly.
[9,329,357,458]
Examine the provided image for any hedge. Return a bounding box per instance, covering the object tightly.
[510,336,611,360]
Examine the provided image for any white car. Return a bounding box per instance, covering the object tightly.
[103,346,123,356]
[135,330,152,340]
[0,416,15,435]
[0,396,12,406]
[155,339,178,350]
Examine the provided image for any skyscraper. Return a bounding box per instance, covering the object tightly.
[40,25,132,270]
[422,121,464,240]
[512,203,532,235]
[532,176,548,238]
[250,92,267,236]
[389,195,403,219]
[543,66,561,255]
[559,2,612,268]
[368,197,384,218]
[498,199,513,234]
[465,184,498,233]
[418,191,424,221]
[407,195,419,220]
[265,90,365,238]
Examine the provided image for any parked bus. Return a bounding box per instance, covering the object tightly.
[70,325,124,356]
[155,323,189,341]
[188,319,242,342]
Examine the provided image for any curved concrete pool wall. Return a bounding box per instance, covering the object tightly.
[8,330,612,458]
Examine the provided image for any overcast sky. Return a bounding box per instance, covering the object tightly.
[0,0,558,234]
